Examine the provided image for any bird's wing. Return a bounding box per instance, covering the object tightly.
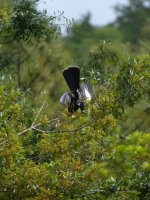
[79,81,94,100]
[60,92,71,105]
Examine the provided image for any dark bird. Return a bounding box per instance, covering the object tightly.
[60,66,93,113]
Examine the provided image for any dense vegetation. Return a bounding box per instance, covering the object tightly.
[0,0,150,199]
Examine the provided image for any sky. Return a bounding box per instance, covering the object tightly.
[39,0,129,27]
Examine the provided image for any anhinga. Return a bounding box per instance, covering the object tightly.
[60,66,93,113]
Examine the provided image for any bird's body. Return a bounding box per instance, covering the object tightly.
[60,66,93,113]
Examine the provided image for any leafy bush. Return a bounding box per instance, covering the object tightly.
[0,43,149,199]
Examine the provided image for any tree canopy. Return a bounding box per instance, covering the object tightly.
[0,0,150,199]
[115,0,150,43]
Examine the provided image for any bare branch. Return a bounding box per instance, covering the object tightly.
[32,120,94,134]
[18,127,32,136]
[17,77,149,137]
[18,117,61,136]
[31,101,45,127]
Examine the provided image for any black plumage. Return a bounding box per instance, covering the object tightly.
[63,66,80,91]
[60,66,93,113]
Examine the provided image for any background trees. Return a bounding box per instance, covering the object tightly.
[115,0,150,44]
[0,44,149,199]
[0,0,68,114]
[0,0,150,199]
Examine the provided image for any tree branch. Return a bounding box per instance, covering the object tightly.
[17,77,149,136]
[31,120,95,134]
[31,101,45,127]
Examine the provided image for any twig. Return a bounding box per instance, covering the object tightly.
[18,117,60,136]
[31,120,95,134]
[17,101,45,136]
[16,77,149,136]
[31,101,45,127]
[18,127,32,136]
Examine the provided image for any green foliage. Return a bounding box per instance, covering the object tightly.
[0,0,68,114]
[110,131,150,200]
[82,43,149,109]
[0,42,150,199]
[115,0,150,43]
[0,0,150,199]
[0,0,58,44]
[64,14,124,64]
[64,0,150,60]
